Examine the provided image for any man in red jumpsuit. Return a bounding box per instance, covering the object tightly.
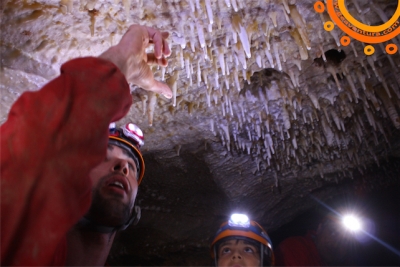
[1,24,172,266]
[274,217,348,266]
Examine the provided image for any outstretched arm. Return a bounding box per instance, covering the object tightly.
[0,25,171,266]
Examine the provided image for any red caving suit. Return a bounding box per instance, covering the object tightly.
[274,231,325,266]
[1,57,132,265]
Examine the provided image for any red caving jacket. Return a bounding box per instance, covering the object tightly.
[274,231,325,266]
[1,57,132,265]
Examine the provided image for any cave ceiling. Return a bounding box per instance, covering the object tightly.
[1,0,400,265]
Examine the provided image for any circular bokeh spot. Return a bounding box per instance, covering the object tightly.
[364,45,375,55]
[386,44,398,54]
[340,36,351,46]
[324,21,334,31]
[314,1,325,13]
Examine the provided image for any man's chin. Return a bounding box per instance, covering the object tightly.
[88,196,132,227]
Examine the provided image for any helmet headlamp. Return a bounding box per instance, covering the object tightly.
[228,213,250,228]
[123,123,144,147]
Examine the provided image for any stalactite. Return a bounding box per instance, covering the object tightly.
[218,47,226,75]
[205,89,211,107]
[308,92,320,110]
[140,94,148,116]
[273,42,282,71]
[230,0,238,11]
[184,54,191,79]
[264,47,274,68]
[354,120,363,143]
[166,71,179,107]
[247,20,258,45]
[188,0,195,12]
[234,42,247,69]
[321,115,334,146]
[147,92,157,126]
[343,68,360,101]
[256,53,262,68]
[233,69,241,91]
[375,86,400,129]
[358,58,371,79]
[282,104,291,130]
[350,42,358,57]
[205,0,213,25]
[288,69,297,88]
[281,4,290,24]
[367,55,379,80]
[326,65,342,91]
[220,122,231,151]
[269,11,278,28]
[289,5,311,50]
[214,62,220,88]
[266,133,275,154]
[196,20,206,48]
[202,68,209,86]
[290,28,308,60]
[330,109,343,131]
[363,105,376,130]
[322,105,331,127]
[376,68,392,98]
[161,67,166,81]
[232,14,251,58]
[225,58,231,76]
[376,120,389,143]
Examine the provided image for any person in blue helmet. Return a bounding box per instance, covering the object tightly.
[211,214,274,267]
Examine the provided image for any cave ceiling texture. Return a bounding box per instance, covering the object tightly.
[1,0,400,265]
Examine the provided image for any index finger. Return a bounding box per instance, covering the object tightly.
[146,27,169,59]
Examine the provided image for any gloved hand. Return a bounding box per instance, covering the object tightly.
[100,25,172,99]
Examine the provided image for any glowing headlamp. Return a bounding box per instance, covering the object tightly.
[123,123,144,148]
[228,213,250,228]
[342,214,362,232]
[109,123,144,148]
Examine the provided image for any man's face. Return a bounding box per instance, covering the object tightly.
[85,144,139,227]
[217,239,260,267]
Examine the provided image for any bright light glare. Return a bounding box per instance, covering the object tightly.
[109,122,116,129]
[342,215,362,231]
[229,213,250,227]
[128,123,143,137]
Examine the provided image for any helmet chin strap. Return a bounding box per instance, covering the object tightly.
[78,206,141,233]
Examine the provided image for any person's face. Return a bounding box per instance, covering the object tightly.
[85,144,139,227]
[217,239,261,267]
